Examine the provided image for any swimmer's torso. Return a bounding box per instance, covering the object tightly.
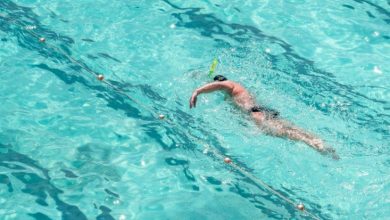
[225,81,256,111]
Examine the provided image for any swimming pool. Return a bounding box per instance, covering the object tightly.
[0,0,389,219]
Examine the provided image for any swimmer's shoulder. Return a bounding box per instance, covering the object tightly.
[219,80,236,90]
[223,80,247,94]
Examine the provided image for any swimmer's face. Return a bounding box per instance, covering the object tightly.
[213,75,227,81]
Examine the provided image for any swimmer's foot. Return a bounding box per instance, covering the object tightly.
[322,147,340,160]
[315,145,340,160]
[309,139,340,160]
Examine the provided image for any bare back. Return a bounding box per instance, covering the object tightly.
[225,81,256,111]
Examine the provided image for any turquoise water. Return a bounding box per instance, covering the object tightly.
[0,0,389,219]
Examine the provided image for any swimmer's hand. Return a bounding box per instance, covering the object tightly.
[190,91,198,108]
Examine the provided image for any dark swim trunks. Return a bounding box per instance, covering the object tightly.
[250,106,279,118]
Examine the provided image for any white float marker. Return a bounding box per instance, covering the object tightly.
[97,74,104,81]
[224,157,232,164]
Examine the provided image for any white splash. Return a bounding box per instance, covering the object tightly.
[113,199,120,205]
[373,66,382,74]
[170,23,176,29]
[25,25,37,30]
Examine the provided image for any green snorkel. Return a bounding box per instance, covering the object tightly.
[208,58,218,78]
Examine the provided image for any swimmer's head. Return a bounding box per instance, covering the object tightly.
[213,75,227,81]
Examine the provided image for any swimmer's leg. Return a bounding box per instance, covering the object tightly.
[252,113,339,159]
[265,120,324,149]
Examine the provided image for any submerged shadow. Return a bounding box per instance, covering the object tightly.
[0,143,92,220]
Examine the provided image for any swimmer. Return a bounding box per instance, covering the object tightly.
[190,75,339,159]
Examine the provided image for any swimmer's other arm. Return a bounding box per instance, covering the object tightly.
[190,81,233,108]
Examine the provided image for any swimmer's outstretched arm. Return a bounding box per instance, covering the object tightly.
[190,81,234,108]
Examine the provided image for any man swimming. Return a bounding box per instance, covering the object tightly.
[190,75,339,159]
